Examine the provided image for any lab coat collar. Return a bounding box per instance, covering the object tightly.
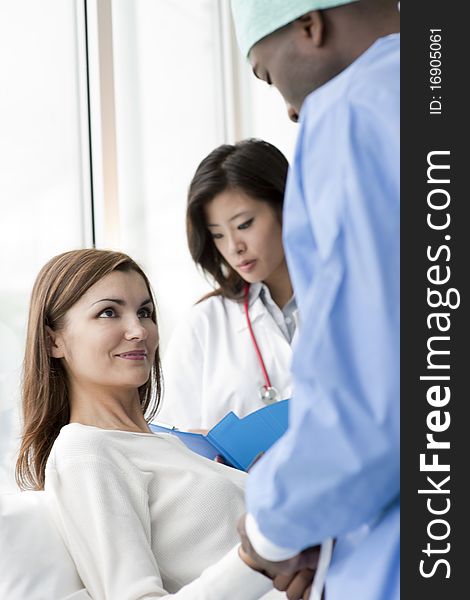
[235,282,278,333]
[247,281,263,306]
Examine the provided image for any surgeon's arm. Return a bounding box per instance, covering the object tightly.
[243,93,400,551]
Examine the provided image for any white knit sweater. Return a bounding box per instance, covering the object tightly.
[45,424,284,599]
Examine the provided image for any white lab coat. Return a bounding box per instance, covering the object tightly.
[157,288,295,430]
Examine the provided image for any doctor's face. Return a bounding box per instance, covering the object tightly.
[205,189,286,286]
[49,270,158,397]
[249,13,341,122]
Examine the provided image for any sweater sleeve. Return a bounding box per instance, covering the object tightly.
[46,453,274,600]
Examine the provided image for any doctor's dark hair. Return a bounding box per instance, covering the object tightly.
[16,249,163,491]
[187,138,289,300]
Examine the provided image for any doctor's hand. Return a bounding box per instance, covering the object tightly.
[237,514,320,599]
[239,545,315,600]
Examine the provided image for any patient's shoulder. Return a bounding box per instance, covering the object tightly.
[50,423,115,465]
[47,426,153,492]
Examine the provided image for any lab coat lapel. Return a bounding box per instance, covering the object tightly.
[234,283,265,333]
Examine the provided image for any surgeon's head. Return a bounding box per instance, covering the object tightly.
[231,0,400,121]
[16,249,162,490]
[187,139,289,299]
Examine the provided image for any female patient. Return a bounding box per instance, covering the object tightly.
[158,139,295,431]
[15,249,310,599]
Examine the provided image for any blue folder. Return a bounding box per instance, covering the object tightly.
[150,399,289,471]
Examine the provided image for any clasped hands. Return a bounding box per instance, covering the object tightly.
[237,514,321,600]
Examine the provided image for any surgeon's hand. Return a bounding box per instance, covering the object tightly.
[237,514,321,599]
[239,544,315,600]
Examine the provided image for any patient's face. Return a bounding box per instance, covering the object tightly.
[204,189,286,287]
[50,270,158,395]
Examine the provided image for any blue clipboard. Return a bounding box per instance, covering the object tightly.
[150,399,289,471]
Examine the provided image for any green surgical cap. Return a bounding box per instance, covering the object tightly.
[231,0,358,58]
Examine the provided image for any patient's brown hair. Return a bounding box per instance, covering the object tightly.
[16,249,162,490]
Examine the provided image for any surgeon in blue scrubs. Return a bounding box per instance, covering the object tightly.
[230,1,400,598]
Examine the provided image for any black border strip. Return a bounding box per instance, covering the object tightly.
[401,3,466,597]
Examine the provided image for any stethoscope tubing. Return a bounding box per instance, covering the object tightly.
[243,283,273,391]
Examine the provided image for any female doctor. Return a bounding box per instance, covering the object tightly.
[158,139,296,431]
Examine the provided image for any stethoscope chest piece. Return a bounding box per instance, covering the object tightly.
[244,284,282,406]
[259,385,280,405]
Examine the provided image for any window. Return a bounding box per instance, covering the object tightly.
[0,0,92,490]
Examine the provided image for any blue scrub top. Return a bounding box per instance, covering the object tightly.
[246,34,400,599]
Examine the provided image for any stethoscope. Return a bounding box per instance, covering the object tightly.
[243,283,280,404]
